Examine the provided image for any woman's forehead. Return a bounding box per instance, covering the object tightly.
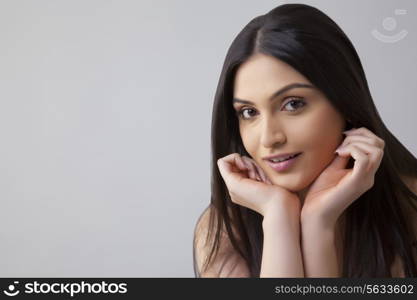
[234,54,312,98]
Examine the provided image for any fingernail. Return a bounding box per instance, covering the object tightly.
[343,128,356,134]
[335,146,344,154]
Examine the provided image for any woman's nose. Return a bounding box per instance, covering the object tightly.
[259,116,286,148]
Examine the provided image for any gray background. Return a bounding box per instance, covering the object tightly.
[0,0,415,277]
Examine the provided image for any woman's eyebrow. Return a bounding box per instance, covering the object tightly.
[232,82,315,105]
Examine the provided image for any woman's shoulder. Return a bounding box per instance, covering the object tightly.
[400,175,417,194]
[193,205,240,249]
[193,205,250,277]
[194,205,241,237]
[194,205,211,234]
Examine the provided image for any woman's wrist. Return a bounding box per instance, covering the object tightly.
[300,211,338,231]
[262,198,301,231]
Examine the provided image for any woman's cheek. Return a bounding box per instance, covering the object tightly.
[240,127,256,153]
[302,112,344,153]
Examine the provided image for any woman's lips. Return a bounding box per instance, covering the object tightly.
[266,153,302,172]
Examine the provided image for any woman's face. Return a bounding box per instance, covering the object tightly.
[233,53,346,194]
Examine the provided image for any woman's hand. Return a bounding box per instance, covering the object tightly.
[300,127,384,227]
[217,153,300,217]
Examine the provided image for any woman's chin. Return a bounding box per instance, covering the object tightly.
[270,177,312,194]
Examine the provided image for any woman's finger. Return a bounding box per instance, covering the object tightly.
[336,144,373,187]
[343,127,385,149]
[235,154,248,172]
[241,156,261,181]
[338,134,384,149]
[328,152,350,170]
[217,154,247,185]
[250,158,267,183]
[236,154,256,180]
[246,157,272,184]
[255,163,271,184]
[257,166,267,183]
[337,141,383,174]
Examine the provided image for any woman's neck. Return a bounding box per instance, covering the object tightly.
[296,184,311,206]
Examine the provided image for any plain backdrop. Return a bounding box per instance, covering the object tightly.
[0,0,416,277]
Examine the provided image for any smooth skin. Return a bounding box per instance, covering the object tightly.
[217,53,385,277]
[217,153,304,277]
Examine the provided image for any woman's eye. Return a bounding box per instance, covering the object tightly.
[237,108,257,120]
[236,98,305,120]
[283,98,306,111]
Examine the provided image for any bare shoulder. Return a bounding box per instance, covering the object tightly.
[390,255,405,278]
[401,175,417,195]
[193,205,250,278]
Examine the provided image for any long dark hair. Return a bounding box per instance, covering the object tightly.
[194,3,417,277]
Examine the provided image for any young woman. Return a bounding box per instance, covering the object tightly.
[193,3,417,277]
